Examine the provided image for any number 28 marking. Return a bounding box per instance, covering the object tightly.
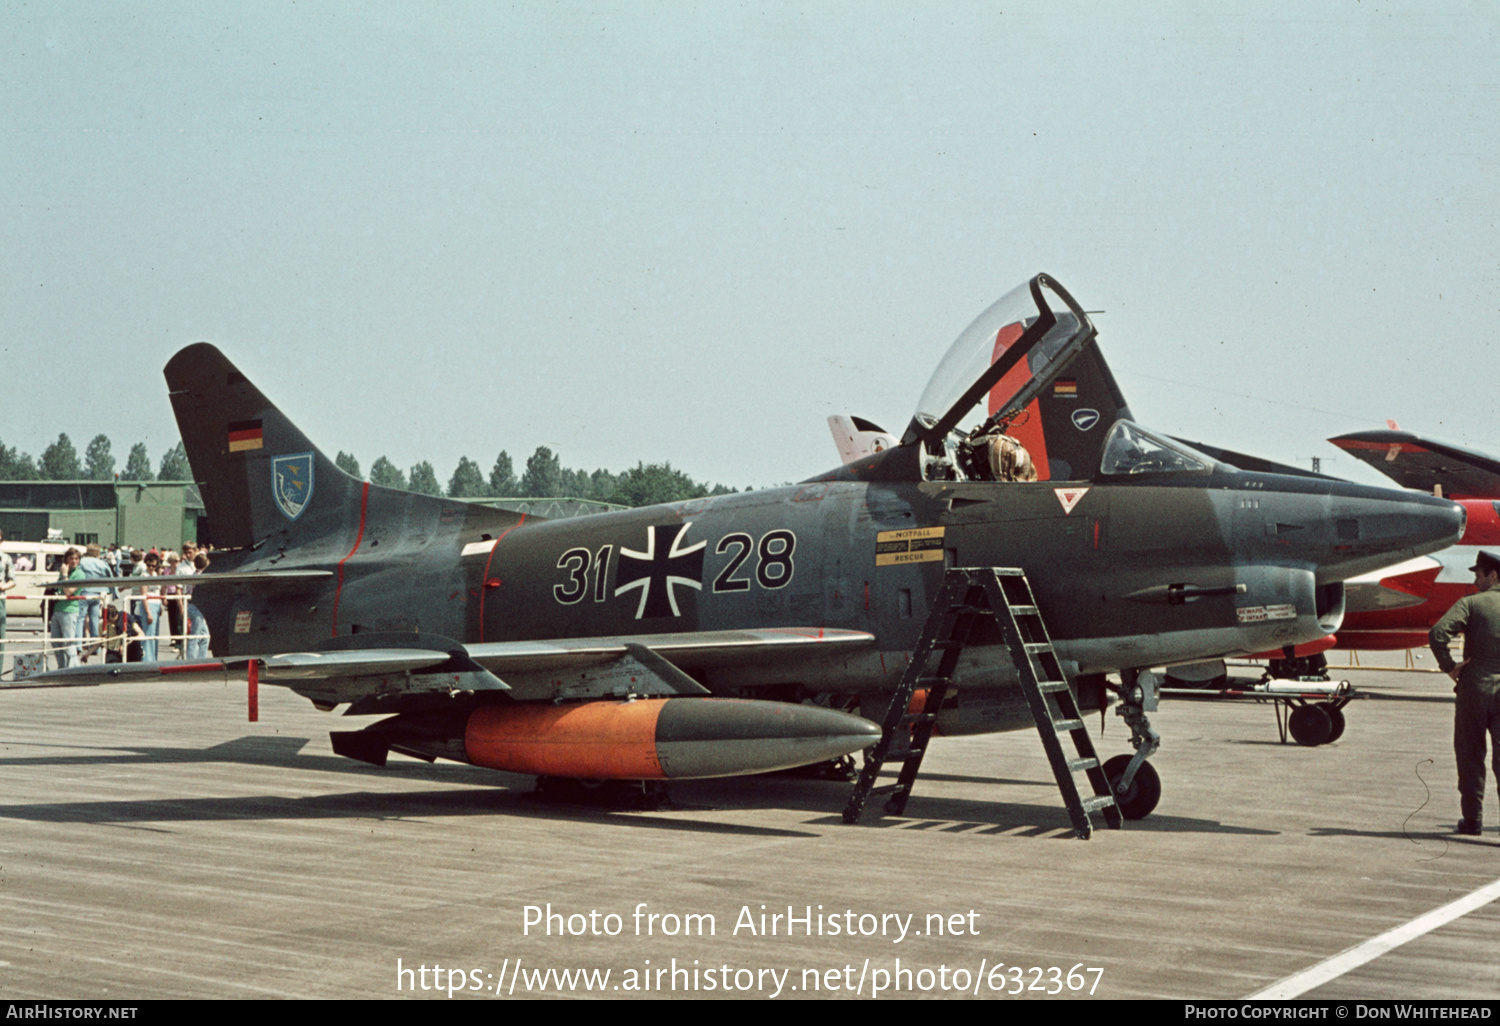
[712,530,795,593]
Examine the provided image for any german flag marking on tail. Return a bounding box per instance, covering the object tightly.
[227,420,264,452]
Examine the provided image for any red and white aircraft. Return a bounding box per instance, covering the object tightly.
[1326,425,1500,651]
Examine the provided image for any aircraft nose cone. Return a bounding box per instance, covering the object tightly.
[1367,493,1465,551]
[1319,484,1465,580]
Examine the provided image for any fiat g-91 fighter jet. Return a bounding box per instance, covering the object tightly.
[11,275,1464,819]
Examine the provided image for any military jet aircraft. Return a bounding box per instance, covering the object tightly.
[11,274,1464,819]
[1321,426,1500,651]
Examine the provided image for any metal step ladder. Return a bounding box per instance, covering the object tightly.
[842,567,1121,838]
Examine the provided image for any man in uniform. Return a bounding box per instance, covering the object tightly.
[1429,549,1500,837]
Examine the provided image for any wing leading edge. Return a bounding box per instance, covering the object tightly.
[6,627,876,712]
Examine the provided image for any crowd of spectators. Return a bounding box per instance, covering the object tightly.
[41,540,213,668]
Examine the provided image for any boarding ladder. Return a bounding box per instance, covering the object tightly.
[842,567,1121,838]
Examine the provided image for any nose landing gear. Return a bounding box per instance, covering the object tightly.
[1109,668,1163,819]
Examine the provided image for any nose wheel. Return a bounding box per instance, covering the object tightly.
[1107,667,1164,820]
[1103,754,1161,820]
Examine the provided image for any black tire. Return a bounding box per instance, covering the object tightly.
[1103,754,1161,820]
[1288,704,1332,746]
[1319,703,1346,744]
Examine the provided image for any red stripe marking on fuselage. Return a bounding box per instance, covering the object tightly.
[479,513,527,643]
[330,482,371,638]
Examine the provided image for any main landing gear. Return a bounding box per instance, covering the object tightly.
[1108,668,1163,819]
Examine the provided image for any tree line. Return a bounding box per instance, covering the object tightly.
[1,434,739,508]
[337,446,739,508]
[0,434,188,482]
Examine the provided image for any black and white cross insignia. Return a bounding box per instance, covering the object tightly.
[614,523,706,619]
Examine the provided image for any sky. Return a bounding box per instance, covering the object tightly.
[3,1,1496,492]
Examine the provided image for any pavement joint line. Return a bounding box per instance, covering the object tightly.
[1244,873,1500,999]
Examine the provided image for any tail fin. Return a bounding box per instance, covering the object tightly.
[165,343,363,549]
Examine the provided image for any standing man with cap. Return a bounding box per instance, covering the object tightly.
[1429,549,1500,837]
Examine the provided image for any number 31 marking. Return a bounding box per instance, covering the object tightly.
[553,544,614,604]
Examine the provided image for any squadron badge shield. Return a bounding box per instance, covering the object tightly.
[272,453,314,521]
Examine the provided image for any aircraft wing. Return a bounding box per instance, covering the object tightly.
[6,627,875,711]
[458,627,876,705]
[1329,429,1500,499]
[3,647,486,689]
[464,627,874,672]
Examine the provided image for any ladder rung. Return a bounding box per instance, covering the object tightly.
[868,784,904,798]
[1081,795,1118,812]
[901,713,938,724]
[1066,757,1100,773]
[1051,718,1085,732]
[1038,680,1071,692]
[1010,605,1039,615]
[1023,642,1055,654]
[917,676,950,686]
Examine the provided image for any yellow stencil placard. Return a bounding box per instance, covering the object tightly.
[875,526,945,566]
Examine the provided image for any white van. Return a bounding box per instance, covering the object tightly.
[2,540,95,617]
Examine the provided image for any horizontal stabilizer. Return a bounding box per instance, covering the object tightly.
[39,570,333,596]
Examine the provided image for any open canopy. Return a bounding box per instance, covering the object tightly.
[906,274,1095,447]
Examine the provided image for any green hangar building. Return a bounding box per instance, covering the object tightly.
[0,481,205,550]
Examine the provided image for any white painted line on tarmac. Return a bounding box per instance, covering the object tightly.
[1247,874,1500,999]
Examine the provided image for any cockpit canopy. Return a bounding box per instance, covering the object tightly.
[908,276,1092,444]
[1098,420,1211,476]
[904,274,1215,484]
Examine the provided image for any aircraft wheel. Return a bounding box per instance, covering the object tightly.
[1319,703,1346,744]
[1288,704,1332,747]
[1103,754,1161,820]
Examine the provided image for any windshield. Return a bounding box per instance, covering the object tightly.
[909,275,1094,443]
[1099,420,1213,476]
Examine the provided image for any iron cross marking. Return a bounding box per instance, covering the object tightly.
[614,522,706,619]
